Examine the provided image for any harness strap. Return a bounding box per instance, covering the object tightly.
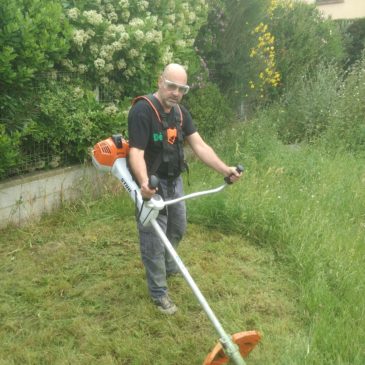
[132,95,183,127]
[132,95,162,123]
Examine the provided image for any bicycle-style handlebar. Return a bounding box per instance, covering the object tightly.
[147,164,244,209]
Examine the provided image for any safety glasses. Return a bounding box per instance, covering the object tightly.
[163,77,190,95]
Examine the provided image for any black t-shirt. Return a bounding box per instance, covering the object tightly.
[128,96,197,177]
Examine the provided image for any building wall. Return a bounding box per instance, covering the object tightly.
[304,0,365,19]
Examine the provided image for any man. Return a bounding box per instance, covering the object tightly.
[128,63,241,315]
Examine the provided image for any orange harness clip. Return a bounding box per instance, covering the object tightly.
[167,128,177,144]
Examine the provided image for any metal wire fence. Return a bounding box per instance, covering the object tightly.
[1,72,114,181]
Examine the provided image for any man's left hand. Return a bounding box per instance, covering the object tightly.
[226,166,243,183]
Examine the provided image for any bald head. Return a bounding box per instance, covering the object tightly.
[156,63,189,111]
[162,63,188,85]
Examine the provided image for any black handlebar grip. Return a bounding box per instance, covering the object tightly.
[224,164,244,184]
[236,164,244,174]
[149,175,160,190]
[142,175,160,201]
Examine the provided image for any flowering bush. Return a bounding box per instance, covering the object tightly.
[268,0,344,89]
[194,0,267,111]
[248,20,281,103]
[195,0,345,114]
[61,0,208,99]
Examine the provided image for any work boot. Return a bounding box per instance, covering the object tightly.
[153,294,177,315]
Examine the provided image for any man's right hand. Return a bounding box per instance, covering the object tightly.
[140,181,157,200]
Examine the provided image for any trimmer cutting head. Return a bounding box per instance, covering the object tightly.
[203,331,261,365]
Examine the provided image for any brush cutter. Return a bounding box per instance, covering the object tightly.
[92,134,260,365]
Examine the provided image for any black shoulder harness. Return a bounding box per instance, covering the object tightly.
[132,94,187,179]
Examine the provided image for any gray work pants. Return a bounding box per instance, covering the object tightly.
[137,176,186,299]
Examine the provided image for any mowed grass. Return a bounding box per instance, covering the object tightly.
[0,191,303,365]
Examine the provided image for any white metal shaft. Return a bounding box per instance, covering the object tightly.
[150,219,246,365]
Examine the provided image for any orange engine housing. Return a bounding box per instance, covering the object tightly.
[92,135,129,167]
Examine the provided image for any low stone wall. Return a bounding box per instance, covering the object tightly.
[0,165,104,229]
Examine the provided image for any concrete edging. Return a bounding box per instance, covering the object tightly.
[0,165,101,229]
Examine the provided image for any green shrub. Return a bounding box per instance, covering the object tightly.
[0,77,130,179]
[323,53,365,154]
[183,82,235,137]
[0,0,71,88]
[268,62,342,144]
[0,1,209,178]
[0,125,20,179]
[0,0,72,148]
[342,18,365,68]
[14,80,128,168]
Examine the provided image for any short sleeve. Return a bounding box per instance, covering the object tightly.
[128,101,151,150]
[180,105,197,137]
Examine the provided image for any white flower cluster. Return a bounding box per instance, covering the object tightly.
[144,30,162,44]
[104,103,119,115]
[78,64,88,74]
[94,58,105,70]
[73,29,91,47]
[67,8,80,21]
[136,1,149,11]
[73,86,84,99]
[117,59,127,70]
[129,18,144,28]
[162,47,173,65]
[133,30,144,42]
[175,40,186,48]
[119,0,128,8]
[108,12,118,22]
[129,49,139,58]
[83,10,103,26]
[100,76,110,85]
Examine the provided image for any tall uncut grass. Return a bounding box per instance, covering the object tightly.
[187,120,365,364]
